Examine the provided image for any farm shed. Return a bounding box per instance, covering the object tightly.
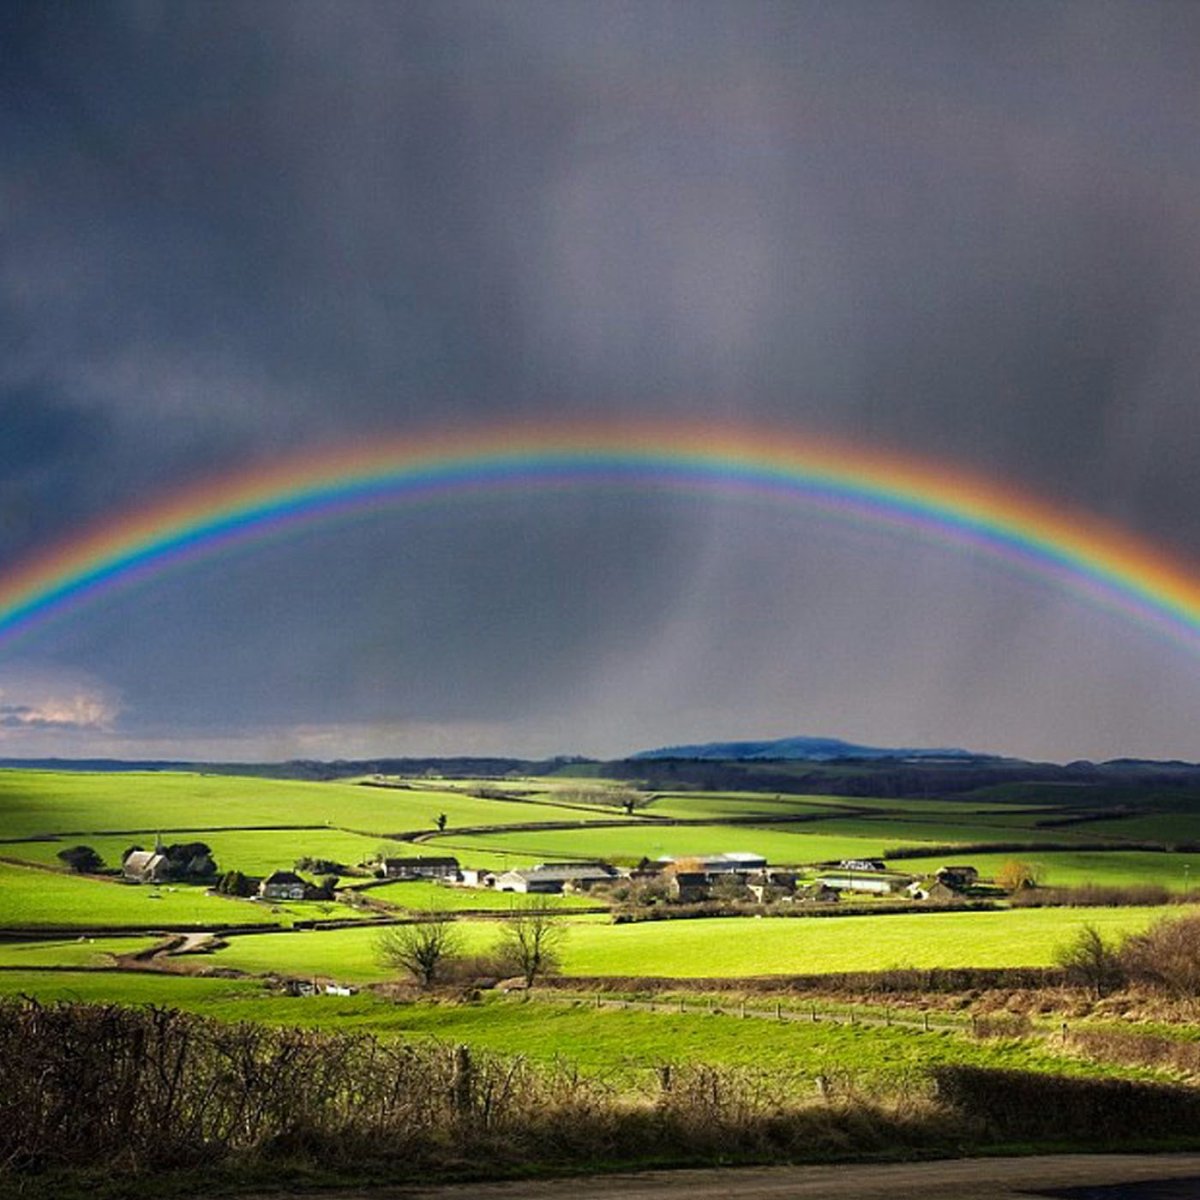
[379,856,460,880]
[815,871,913,896]
[495,862,619,894]
[659,852,768,875]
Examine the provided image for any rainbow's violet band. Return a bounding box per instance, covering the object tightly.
[2,422,1200,654]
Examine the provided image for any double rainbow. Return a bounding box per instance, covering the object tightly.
[1,421,1199,654]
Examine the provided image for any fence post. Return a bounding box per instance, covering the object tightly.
[811,1005,818,1022]
[775,1000,782,1021]
[451,1044,472,1117]
[679,995,685,1013]
[740,998,747,1019]
[657,1064,672,1094]
[923,1011,930,1032]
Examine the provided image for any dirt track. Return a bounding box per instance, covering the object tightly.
[242,1155,1200,1200]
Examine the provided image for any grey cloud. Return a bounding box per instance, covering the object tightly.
[4,1,1200,760]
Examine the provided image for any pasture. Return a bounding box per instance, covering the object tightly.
[0,935,158,967]
[434,823,946,868]
[359,879,596,911]
[0,968,1135,1087]
[0,861,365,928]
[4,826,388,877]
[894,848,1200,890]
[0,769,618,840]
[201,904,1174,983]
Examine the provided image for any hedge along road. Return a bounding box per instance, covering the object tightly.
[240,1154,1200,1199]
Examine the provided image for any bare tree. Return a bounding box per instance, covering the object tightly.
[376,914,460,988]
[496,900,567,987]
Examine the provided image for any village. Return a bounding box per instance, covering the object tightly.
[117,837,987,910]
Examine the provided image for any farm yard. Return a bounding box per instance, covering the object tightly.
[6,764,1200,1192]
[2,765,1200,984]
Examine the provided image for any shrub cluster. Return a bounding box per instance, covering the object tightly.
[1011,884,1178,908]
[540,965,1065,995]
[1067,1028,1200,1077]
[0,999,954,1182]
[931,1065,1200,1142]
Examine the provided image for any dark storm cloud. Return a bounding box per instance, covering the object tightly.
[4,1,1200,759]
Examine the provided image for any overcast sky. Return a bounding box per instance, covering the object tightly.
[4,0,1200,762]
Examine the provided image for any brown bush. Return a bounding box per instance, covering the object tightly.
[1012,884,1172,908]
[1120,913,1200,1000]
[0,998,963,1182]
[1068,1027,1200,1078]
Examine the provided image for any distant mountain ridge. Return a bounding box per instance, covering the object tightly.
[630,735,984,762]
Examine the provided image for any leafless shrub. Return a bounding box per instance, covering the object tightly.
[0,998,968,1183]
[1012,884,1172,908]
[970,1012,1033,1039]
[1054,924,1127,998]
[1067,1027,1200,1078]
[1120,913,1200,1001]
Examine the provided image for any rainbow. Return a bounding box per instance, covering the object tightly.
[2,420,1200,655]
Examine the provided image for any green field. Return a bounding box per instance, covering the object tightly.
[434,823,943,868]
[0,769,621,840]
[641,794,838,820]
[792,816,1111,848]
[0,861,367,928]
[0,935,159,967]
[359,880,596,911]
[892,849,1200,890]
[4,826,389,877]
[200,905,1175,983]
[0,969,1137,1087]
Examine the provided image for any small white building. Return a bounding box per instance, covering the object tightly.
[494,862,619,894]
[460,868,495,888]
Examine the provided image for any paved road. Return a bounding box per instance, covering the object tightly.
[242,1155,1200,1200]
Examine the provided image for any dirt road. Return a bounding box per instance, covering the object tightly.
[243,1155,1200,1200]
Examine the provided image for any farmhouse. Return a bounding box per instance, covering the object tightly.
[935,865,979,888]
[259,870,307,901]
[123,850,171,884]
[667,871,711,903]
[799,882,841,904]
[494,862,619,894]
[378,856,460,881]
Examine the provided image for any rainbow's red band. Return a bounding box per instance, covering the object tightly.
[2,421,1199,652]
